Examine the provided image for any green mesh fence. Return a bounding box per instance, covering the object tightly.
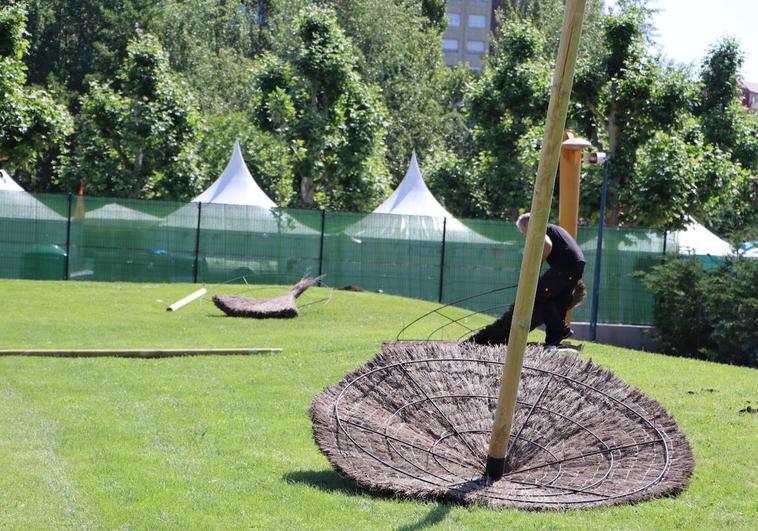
[0,191,69,280]
[0,192,672,325]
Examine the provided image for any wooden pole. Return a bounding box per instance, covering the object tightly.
[485,0,587,481]
[559,132,590,240]
[0,348,282,358]
[559,132,590,324]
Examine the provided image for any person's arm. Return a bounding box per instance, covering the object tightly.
[542,234,552,262]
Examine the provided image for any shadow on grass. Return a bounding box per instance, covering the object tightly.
[396,503,452,531]
[284,469,453,530]
[283,469,363,496]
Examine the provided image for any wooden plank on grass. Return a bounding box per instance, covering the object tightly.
[0,348,282,358]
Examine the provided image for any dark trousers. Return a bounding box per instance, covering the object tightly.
[535,263,584,342]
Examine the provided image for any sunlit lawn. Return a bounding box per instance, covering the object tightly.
[0,280,755,529]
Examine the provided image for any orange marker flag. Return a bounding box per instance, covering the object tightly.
[74,180,85,220]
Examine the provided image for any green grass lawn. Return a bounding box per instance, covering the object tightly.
[0,280,756,530]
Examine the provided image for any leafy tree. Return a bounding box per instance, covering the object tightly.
[250,6,389,210]
[571,8,693,223]
[465,20,551,217]
[497,0,607,62]
[156,0,280,115]
[641,256,758,367]
[330,0,450,180]
[420,0,447,31]
[25,0,162,96]
[0,1,71,191]
[697,37,758,170]
[61,33,203,200]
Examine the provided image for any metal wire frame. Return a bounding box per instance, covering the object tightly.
[395,284,519,341]
[332,356,672,506]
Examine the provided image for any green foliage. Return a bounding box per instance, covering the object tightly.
[25,0,162,95]
[696,38,758,171]
[465,20,551,216]
[699,38,742,113]
[628,131,700,228]
[250,6,389,210]
[0,1,71,191]
[331,0,449,180]
[628,122,755,231]
[570,8,696,225]
[61,33,203,200]
[419,0,447,30]
[424,151,487,217]
[641,256,757,366]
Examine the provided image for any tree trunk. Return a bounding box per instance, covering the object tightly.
[300,174,315,207]
[607,103,620,158]
[132,148,144,197]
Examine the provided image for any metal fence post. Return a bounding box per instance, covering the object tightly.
[589,158,610,341]
[193,202,202,284]
[65,193,72,280]
[318,208,326,281]
[438,217,447,303]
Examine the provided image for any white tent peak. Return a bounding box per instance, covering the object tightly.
[373,151,454,219]
[192,140,276,208]
[86,203,161,222]
[0,169,25,192]
[0,169,64,220]
[673,216,733,257]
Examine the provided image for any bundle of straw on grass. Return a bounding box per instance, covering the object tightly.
[213,275,323,318]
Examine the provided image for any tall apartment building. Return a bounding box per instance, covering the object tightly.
[442,0,500,71]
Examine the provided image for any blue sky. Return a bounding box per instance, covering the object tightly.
[610,1,758,81]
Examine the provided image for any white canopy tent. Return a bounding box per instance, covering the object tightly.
[163,141,316,234]
[0,169,25,192]
[192,140,276,208]
[346,152,495,243]
[671,217,733,257]
[0,169,64,220]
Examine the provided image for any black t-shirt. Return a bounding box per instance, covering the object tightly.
[545,224,585,269]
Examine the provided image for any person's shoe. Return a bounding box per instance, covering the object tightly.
[545,327,574,347]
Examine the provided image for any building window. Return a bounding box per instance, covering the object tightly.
[443,39,459,52]
[447,13,460,27]
[467,40,485,53]
[468,14,486,28]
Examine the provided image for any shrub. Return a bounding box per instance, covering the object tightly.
[640,255,757,366]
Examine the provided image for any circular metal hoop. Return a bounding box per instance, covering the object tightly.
[311,342,693,509]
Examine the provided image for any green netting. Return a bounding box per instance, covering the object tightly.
[68,196,193,282]
[0,192,671,325]
[322,211,445,300]
[195,204,321,284]
[0,191,68,280]
[574,226,664,324]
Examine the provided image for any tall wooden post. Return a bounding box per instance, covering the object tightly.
[485,0,587,481]
[559,132,590,240]
[559,133,590,323]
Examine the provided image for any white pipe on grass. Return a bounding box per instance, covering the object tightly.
[166,288,207,311]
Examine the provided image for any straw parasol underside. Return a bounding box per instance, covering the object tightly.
[310,341,693,510]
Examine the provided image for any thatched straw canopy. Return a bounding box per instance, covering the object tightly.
[311,342,693,510]
[213,275,322,318]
